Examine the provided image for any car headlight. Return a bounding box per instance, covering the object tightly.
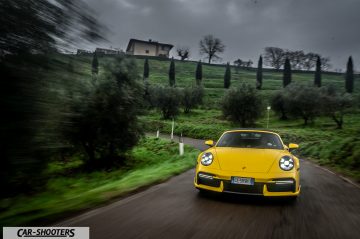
[201,152,213,166]
[279,156,294,171]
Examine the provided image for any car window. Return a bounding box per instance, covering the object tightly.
[216,132,284,150]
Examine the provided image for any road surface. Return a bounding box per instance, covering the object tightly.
[56,135,360,239]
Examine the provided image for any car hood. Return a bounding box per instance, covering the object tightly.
[214,147,283,173]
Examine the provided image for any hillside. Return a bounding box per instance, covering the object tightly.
[94,55,358,106]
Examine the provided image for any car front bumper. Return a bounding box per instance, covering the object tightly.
[194,171,300,197]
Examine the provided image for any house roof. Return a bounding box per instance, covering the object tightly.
[126,38,174,52]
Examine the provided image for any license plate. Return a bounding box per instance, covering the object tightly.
[231,177,254,185]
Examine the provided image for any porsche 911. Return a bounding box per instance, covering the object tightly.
[194,129,300,198]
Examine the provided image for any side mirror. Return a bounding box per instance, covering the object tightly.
[205,140,214,147]
[288,143,299,152]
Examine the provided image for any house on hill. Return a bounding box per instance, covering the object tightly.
[126,39,173,58]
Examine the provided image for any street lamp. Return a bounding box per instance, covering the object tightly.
[266,106,271,129]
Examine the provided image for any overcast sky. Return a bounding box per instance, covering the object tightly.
[84,0,360,71]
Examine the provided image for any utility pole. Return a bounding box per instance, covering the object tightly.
[171,118,174,141]
[266,106,271,129]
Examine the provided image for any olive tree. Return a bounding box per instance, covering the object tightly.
[284,84,321,125]
[151,86,181,119]
[68,57,143,168]
[182,86,204,113]
[320,86,353,129]
[222,84,263,127]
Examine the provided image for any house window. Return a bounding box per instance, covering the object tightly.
[145,50,149,54]
[161,46,165,50]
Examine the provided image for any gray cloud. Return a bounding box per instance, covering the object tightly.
[85,0,360,70]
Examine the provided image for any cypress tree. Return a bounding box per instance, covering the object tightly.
[169,57,175,87]
[67,57,74,74]
[143,58,149,81]
[314,56,321,87]
[224,62,231,89]
[283,58,292,88]
[196,61,202,86]
[345,56,354,93]
[256,55,263,90]
[91,52,99,75]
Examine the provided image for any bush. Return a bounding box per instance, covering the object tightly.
[67,57,143,168]
[280,84,321,125]
[182,86,204,113]
[319,85,353,129]
[222,84,263,127]
[151,86,181,119]
[271,90,288,120]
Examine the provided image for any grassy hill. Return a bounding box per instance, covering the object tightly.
[67,54,359,181]
[98,55,359,106]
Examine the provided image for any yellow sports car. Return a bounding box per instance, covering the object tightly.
[194,129,300,197]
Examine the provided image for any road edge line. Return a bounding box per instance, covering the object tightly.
[302,158,360,190]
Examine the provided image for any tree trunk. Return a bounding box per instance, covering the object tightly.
[303,117,308,125]
[82,141,95,164]
[280,108,288,120]
[332,114,343,129]
[109,141,115,159]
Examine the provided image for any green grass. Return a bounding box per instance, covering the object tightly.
[70,54,359,107]
[0,137,199,226]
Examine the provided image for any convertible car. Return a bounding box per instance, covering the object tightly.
[194,129,300,197]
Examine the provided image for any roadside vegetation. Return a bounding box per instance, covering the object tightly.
[0,1,201,226]
[0,138,199,226]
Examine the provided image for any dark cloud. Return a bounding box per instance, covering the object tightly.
[85,0,360,70]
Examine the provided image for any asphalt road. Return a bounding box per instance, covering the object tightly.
[56,135,360,239]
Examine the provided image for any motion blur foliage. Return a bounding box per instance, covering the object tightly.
[319,86,353,129]
[0,0,104,197]
[182,86,204,113]
[67,57,143,168]
[143,58,150,81]
[222,84,263,127]
[150,86,181,119]
[92,53,99,75]
[283,84,321,125]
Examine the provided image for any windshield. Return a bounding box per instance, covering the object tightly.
[216,131,284,150]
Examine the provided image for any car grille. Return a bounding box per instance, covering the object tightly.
[223,181,264,195]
